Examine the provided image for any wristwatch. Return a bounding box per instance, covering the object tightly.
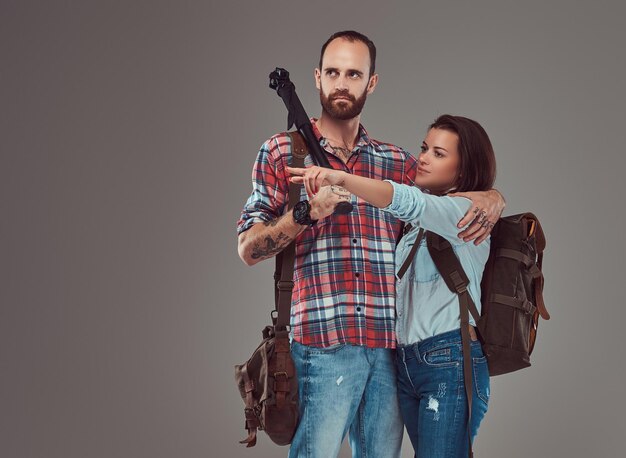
[293,200,318,226]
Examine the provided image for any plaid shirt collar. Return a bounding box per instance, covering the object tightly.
[310,118,373,152]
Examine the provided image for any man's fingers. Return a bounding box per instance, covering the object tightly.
[313,170,322,194]
[458,219,484,240]
[457,206,482,229]
[459,217,496,243]
[303,178,313,198]
[485,208,500,224]
[305,172,317,198]
[463,224,487,242]
[286,166,305,176]
[474,226,494,245]
[305,170,314,195]
[315,172,327,192]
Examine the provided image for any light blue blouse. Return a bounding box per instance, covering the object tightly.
[383,181,490,345]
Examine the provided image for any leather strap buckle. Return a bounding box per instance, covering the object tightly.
[277,281,294,291]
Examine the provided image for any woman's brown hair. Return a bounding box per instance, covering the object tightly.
[429,115,496,192]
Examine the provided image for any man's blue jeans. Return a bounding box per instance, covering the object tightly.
[288,341,403,458]
[396,329,490,458]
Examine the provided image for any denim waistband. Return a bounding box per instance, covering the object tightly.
[397,328,468,363]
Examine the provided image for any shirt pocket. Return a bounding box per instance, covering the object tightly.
[407,237,441,283]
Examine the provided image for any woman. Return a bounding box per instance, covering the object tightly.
[288,114,496,457]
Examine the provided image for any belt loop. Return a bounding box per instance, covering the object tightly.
[415,342,423,364]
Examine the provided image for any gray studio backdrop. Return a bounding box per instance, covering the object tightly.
[2,1,625,457]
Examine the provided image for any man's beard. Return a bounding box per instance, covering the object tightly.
[320,88,368,121]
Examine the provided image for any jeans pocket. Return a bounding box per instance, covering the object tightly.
[472,355,490,404]
[423,346,457,367]
[307,342,346,355]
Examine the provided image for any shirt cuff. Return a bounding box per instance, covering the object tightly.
[382,180,403,213]
[237,214,271,235]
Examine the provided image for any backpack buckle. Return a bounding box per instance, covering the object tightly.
[522,300,536,315]
[277,281,295,291]
[450,270,468,294]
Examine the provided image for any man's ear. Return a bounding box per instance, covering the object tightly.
[366,73,379,95]
[314,68,321,90]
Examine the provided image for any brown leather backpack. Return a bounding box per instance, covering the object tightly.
[426,213,550,376]
[235,324,298,447]
[234,132,307,447]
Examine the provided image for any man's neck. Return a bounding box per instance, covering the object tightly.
[316,112,361,150]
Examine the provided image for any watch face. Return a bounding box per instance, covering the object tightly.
[294,200,310,225]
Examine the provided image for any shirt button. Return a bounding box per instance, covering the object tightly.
[356,307,362,312]
[352,238,357,244]
[355,272,360,278]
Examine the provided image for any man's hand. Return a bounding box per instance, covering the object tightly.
[449,189,506,245]
[308,185,351,220]
[287,166,347,197]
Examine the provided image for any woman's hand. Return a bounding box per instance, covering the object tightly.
[287,166,347,198]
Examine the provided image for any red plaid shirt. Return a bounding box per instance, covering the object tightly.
[238,119,418,348]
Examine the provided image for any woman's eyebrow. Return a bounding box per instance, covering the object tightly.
[423,141,449,153]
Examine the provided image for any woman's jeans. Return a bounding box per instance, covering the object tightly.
[288,341,404,458]
[396,329,490,458]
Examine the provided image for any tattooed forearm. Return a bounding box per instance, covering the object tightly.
[239,208,307,265]
[250,232,293,260]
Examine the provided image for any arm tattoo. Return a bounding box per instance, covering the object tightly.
[250,232,293,260]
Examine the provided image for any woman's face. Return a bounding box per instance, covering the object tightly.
[414,128,461,194]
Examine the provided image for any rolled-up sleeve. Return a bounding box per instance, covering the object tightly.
[383,181,472,244]
[237,140,288,235]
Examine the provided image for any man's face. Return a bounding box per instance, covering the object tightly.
[315,38,378,121]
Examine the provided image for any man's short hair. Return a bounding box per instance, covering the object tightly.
[319,31,377,77]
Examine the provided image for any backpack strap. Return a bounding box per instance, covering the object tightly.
[240,132,306,447]
[427,233,480,321]
[396,228,425,279]
[273,131,308,330]
[271,132,307,408]
[426,231,479,458]
[240,131,306,448]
